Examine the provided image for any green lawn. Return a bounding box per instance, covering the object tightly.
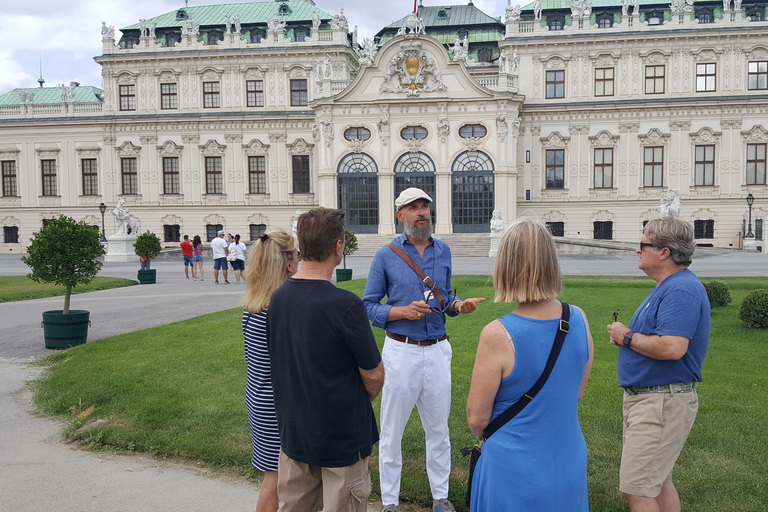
[32,276,768,511]
[0,276,136,303]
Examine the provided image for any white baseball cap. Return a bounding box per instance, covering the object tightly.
[395,188,433,210]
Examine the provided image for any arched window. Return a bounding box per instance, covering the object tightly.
[344,127,371,141]
[748,8,764,21]
[548,16,564,30]
[458,29,468,40]
[477,48,493,63]
[294,27,308,42]
[338,153,379,233]
[401,126,428,140]
[207,30,223,44]
[597,14,613,28]
[451,151,495,233]
[251,30,265,43]
[697,10,713,23]
[459,124,487,138]
[393,152,436,233]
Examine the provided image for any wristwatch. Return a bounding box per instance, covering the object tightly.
[623,330,637,348]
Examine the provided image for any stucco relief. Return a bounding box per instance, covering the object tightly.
[140,135,158,145]
[158,71,177,82]
[619,162,628,175]
[244,139,270,155]
[379,40,447,98]
[569,164,578,175]
[200,140,226,156]
[116,141,140,157]
[691,208,717,221]
[742,125,768,142]
[182,134,200,144]
[201,69,222,81]
[589,131,618,147]
[720,119,742,130]
[225,133,243,143]
[287,138,314,155]
[405,138,425,153]
[117,72,137,84]
[244,67,264,79]
[695,49,719,62]
[594,54,616,67]
[644,52,669,64]
[544,56,567,69]
[638,128,670,147]
[540,131,570,148]
[747,47,768,60]
[690,127,721,144]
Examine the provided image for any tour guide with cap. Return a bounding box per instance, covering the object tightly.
[607,215,710,512]
[362,187,485,512]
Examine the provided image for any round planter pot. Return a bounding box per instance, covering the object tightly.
[336,268,353,282]
[41,310,90,350]
[137,269,157,284]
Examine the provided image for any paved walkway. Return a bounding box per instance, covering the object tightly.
[0,248,765,511]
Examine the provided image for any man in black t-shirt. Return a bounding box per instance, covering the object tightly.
[268,208,384,512]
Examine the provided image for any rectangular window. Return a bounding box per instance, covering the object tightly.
[81,159,98,195]
[747,143,767,185]
[694,220,714,239]
[546,222,564,237]
[119,84,136,111]
[41,160,57,196]
[594,148,613,188]
[290,79,308,106]
[163,224,180,242]
[2,161,17,196]
[645,65,665,94]
[594,221,613,240]
[206,224,223,242]
[545,70,565,99]
[3,226,19,243]
[594,68,614,97]
[163,157,180,194]
[643,147,663,187]
[121,158,138,195]
[205,157,223,194]
[203,82,220,108]
[248,156,266,194]
[748,61,768,90]
[694,145,715,186]
[250,223,267,241]
[545,149,564,189]
[292,155,310,193]
[696,63,716,92]
[160,83,178,109]
[757,218,764,241]
[246,80,264,107]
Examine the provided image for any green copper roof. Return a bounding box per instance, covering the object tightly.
[0,86,102,106]
[382,4,504,30]
[122,1,331,30]
[520,0,726,9]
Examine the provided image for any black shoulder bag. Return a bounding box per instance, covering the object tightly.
[461,301,570,508]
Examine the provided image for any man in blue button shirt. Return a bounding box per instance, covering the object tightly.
[363,188,485,512]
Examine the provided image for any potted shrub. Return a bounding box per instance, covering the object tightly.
[133,231,162,284]
[336,230,358,282]
[21,215,105,349]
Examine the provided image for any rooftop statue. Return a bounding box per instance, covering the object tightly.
[234,15,241,33]
[148,19,157,38]
[139,19,147,38]
[356,38,379,67]
[225,15,232,34]
[507,4,522,22]
[101,21,115,40]
[312,12,321,31]
[534,0,543,20]
[330,9,349,31]
[267,16,287,33]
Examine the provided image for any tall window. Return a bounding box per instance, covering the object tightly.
[3,226,19,243]
[546,70,565,99]
[160,83,178,109]
[121,158,138,195]
[645,65,665,94]
[748,61,768,90]
[594,148,613,188]
[696,63,716,92]
[163,157,180,194]
[81,159,98,195]
[203,82,220,108]
[694,145,715,186]
[2,161,17,196]
[295,28,307,41]
[546,149,564,189]
[119,85,136,111]
[246,80,264,107]
[290,79,308,106]
[248,156,266,194]
[163,224,180,242]
[41,160,57,196]
[206,224,223,242]
[694,220,714,239]
[747,143,767,185]
[477,48,493,63]
[595,68,614,97]
[643,147,664,187]
[594,221,613,240]
[292,155,310,193]
[205,157,223,194]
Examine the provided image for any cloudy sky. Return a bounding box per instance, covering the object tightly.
[0,0,512,94]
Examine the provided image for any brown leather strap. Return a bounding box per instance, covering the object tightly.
[387,243,445,310]
[386,331,449,346]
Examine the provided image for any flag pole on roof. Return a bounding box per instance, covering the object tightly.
[414,0,418,16]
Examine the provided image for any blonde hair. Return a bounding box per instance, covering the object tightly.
[243,229,298,314]
[493,218,562,304]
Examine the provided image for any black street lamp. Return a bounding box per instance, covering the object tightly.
[98,202,107,242]
[746,193,755,239]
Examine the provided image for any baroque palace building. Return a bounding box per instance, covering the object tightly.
[0,0,767,253]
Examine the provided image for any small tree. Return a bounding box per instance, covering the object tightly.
[342,230,358,270]
[133,231,162,268]
[21,215,105,314]
[738,289,768,329]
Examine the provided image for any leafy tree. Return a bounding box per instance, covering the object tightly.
[133,231,162,263]
[21,215,105,314]
[342,229,358,269]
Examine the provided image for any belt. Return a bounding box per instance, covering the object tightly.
[623,382,696,395]
[386,331,448,346]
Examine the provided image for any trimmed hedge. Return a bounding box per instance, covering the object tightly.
[738,289,768,329]
[703,280,732,308]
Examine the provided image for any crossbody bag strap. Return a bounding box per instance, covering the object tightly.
[482,301,570,441]
[387,243,445,309]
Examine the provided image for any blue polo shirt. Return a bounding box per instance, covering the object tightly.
[618,269,711,388]
[363,233,458,339]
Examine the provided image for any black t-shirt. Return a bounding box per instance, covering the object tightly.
[267,278,382,467]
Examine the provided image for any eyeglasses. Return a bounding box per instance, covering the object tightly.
[639,242,657,251]
[425,287,456,314]
[613,309,620,322]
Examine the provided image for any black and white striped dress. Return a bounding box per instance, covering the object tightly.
[243,309,279,472]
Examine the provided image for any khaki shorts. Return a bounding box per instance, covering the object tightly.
[620,390,699,497]
[277,450,371,512]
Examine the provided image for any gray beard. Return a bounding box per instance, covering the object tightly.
[404,218,433,239]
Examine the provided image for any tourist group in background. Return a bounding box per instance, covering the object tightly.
[179,231,247,284]
[234,188,709,512]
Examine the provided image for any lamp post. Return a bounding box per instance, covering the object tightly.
[746,194,755,239]
[99,202,107,242]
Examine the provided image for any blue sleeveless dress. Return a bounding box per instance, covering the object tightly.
[470,305,590,511]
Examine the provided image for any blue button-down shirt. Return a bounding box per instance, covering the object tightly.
[362,233,458,340]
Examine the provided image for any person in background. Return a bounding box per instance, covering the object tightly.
[192,235,204,281]
[242,229,299,512]
[466,218,593,511]
[210,230,230,285]
[229,234,247,284]
[180,234,195,280]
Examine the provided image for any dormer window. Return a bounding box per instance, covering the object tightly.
[208,30,223,44]
[597,13,613,28]
[748,8,764,21]
[437,9,448,19]
[176,9,189,20]
[123,34,139,49]
[477,48,493,63]
[278,3,291,15]
[646,10,663,25]
[252,30,265,43]
[697,9,713,23]
[295,27,308,42]
[457,29,468,40]
[548,15,565,30]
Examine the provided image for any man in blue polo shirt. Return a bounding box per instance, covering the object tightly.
[363,188,485,512]
[607,216,710,512]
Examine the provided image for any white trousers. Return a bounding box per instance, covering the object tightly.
[378,336,452,506]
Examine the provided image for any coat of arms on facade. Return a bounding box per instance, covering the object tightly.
[380,40,447,97]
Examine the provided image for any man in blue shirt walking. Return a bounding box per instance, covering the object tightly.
[363,188,485,512]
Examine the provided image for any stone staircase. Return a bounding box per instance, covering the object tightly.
[353,233,491,257]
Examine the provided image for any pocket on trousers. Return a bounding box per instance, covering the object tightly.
[348,472,371,504]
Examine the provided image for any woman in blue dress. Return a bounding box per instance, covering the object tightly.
[467,219,594,511]
[242,229,299,512]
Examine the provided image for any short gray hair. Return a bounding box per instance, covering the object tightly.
[644,217,695,266]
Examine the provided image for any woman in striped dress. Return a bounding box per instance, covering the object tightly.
[242,229,299,512]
